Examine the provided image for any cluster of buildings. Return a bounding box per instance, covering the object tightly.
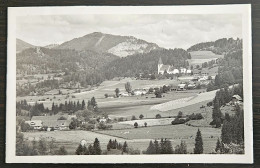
[157,58,192,75]
[25,114,75,131]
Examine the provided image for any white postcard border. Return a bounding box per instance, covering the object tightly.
[6,4,253,163]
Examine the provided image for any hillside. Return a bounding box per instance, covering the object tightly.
[16,38,35,53]
[187,38,242,55]
[16,47,119,75]
[55,32,161,57]
[103,48,190,78]
[43,44,59,49]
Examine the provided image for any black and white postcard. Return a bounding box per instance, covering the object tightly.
[6,4,253,163]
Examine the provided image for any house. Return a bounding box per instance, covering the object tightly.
[232,95,243,105]
[158,58,179,74]
[186,69,192,74]
[133,89,147,95]
[193,69,200,76]
[177,83,186,91]
[31,114,72,130]
[180,67,187,73]
[25,120,43,130]
[201,68,209,76]
[120,92,129,97]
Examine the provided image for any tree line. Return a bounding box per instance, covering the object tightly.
[145,129,203,154]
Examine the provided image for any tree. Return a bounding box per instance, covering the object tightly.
[146,140,155,154]
[215,138,222,153]
[21,121,32,132]
[69,118,79,129]
[154,139,160,154]
[144,122,147,127]
[175,141,187,154]
[131,115,137,120]
[139,114,144,120]
[55,146,68,155]
[115,88,120,98]
[154,89,162,98]
[155,114,161,119]
[81,100,86,110]
[122,141,128,153]
[38,137,48,155]
[104,93,108,98]
[194,129,203,154]
[134,122,138,128]
[93,138,102,155]
[125,82,132,93]
[177,111,183,118]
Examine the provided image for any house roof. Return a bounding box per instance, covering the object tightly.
[193,69,200,73]
[25,120,42,127]
[201,68,208,73]
[31,114,71,127]
[232,95,243,101]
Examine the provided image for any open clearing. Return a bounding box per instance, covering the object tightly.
[150,89,217,112]
[23,124,221,154]
[188,50,224,66]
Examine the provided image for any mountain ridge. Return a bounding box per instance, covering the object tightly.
[54,32,161,57]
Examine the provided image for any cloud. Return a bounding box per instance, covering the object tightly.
[16,14,242,49]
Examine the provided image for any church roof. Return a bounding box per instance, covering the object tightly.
[159,65,170,72]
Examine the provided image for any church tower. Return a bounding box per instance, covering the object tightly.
[158,57,163,74]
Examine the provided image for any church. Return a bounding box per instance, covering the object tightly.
[157,57,179,74]
[157,57,191,75]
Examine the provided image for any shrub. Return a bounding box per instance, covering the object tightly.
[134,122,138,128]
[131,115,137,120]
[57,116,67,120]
[171,118,186,125]
[155,114,161,119]
[97,122,113,130]
[139,114,144,119]
[81,124,95,131]
[118,117,124,122]
[144,122,147,127]
[104,94,108,98]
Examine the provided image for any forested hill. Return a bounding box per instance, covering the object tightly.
[187,38,242,55]
[17,47,119,75]
[102,48,190,79]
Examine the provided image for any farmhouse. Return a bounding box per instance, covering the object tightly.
[25,120,43,130]
[231,95,243,105]
[193,69,200,76]
[30,114,73,130]
[201,68,209,76]
[177,83,186,91]
[133,89,147,95]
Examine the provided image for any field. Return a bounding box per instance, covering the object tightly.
[23,123,221,154]
[96,124,221,153]
[17,78,181,109]
[19,77,221,155]
[188,50,224,66]
[150,89,217,112]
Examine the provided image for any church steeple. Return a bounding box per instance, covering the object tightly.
[158,57,163,65]
[158,57,163,74]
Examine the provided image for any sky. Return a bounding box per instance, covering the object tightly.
[16,14,242,49]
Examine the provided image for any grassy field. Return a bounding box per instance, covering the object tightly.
[189,51,224,59]
[17,78,181,109]
[188,50,224,66]
[150,89,217,112]
[23,123,221,154]
[96,124,221,153]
